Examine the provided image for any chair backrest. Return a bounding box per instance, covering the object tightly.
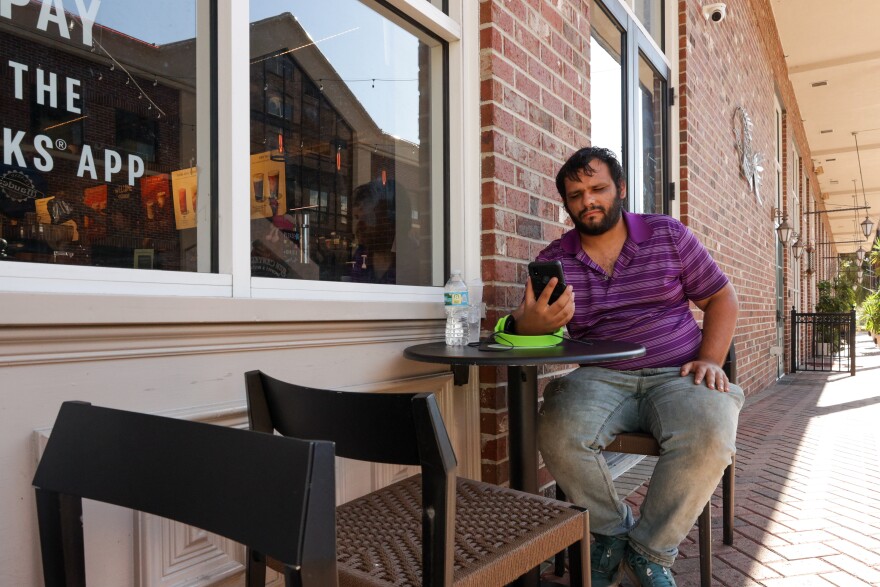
[245,370,458,586]
[33,401,338,587]
[723,338,737,383]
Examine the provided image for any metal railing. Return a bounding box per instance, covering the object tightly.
[791,307,856,375]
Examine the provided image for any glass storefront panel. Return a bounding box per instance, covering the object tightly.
[592,0,669,215]
[629,0,662,50]
[636,52,665,214]
[589,6,624,162]
[0,1,210,271]
[249,1,444,286]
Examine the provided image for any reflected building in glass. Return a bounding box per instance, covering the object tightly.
[247,9,440,287]
[0,1,205,271]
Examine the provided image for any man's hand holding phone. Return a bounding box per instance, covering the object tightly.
[510,265,575,336]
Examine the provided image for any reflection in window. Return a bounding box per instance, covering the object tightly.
[636,53,665,214]
[248,1,444,286]
[591,0,669,215]
[0,1,208,272]
[116,111,160,164]
[590,6,624,162]
[629,0,663,50]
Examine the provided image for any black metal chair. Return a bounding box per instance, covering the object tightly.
[33,401,338,587]
[245,370,591,587]
[555,338,737,587]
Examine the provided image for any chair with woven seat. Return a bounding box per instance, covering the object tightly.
[555,338,736,587]
[33,401,338,587]
[244,369,591,587]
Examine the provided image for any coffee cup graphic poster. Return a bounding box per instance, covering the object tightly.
[83,185,108,212]
[140,174,171,221]
[171,167,198,230]
[250,152,286,219]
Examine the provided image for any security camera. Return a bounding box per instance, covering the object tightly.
[702,3,727,22]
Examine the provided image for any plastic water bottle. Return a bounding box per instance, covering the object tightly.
[444,270,469,346]
[467,277,484,344]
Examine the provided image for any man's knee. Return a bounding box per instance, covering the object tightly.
[649,381,741,455]
[538,375,608,453]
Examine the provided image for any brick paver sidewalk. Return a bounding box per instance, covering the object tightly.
[665,331,880,586]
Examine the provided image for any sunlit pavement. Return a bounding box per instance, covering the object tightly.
[667,331,880,586]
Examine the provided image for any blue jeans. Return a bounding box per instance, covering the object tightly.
[537,366,744,567]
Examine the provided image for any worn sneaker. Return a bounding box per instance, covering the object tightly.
[590,534,627,587]
[622,546,677,587]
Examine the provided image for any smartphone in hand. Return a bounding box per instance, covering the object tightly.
[528,261,567,305]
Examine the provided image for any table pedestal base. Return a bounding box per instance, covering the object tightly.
[508,365,540,587]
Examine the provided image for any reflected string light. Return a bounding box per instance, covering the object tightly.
[68,11,168,118]
[42,115,89,131]
[317,77,417,87]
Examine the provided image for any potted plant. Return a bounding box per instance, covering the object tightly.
[863,291,880,347]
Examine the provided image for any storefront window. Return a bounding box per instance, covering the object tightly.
[636,52,665,214]
[0,1,210,271]
[590,7,624,162]
[591,0,669,214]
[629,0,662,50]
[249,1,445,286]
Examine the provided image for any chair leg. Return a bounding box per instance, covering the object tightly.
[568,539,586,587]
[245,548,267,587]
[723,458,735,545]
[555,484,568,577]
[35,490,86,587]
[568,510,590,587]
[698,501,712,587]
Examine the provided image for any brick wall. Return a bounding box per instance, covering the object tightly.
[478,0,831,489]
[745,0,834,302]
[679,0,830,393]
[679,0,777,393]
[478,0,591,487]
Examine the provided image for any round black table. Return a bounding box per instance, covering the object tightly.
[404,338,646,494]
[405,338,644,587]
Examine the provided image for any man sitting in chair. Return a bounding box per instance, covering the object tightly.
[502,147,744,587]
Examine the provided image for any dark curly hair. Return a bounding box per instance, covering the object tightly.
[555,147,625,199]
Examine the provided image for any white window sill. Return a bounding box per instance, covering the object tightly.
[0,264,446,325]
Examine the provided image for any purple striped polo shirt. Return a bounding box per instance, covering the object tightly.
[536,211,729,370]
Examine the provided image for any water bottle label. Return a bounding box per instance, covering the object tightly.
[444,291,469,306]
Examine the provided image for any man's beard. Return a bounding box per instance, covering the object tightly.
[567,194,624,236]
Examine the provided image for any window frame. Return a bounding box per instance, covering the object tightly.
[593,0,672,215]
[0,0,473,321]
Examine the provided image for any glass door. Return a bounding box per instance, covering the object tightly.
[591,0,670,215]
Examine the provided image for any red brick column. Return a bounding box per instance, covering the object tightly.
[478,0,590,489]
[679,0,825,393]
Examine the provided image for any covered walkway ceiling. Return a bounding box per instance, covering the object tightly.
[771,0,880,257]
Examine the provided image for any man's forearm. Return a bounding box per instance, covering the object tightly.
[697,283,739,365]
